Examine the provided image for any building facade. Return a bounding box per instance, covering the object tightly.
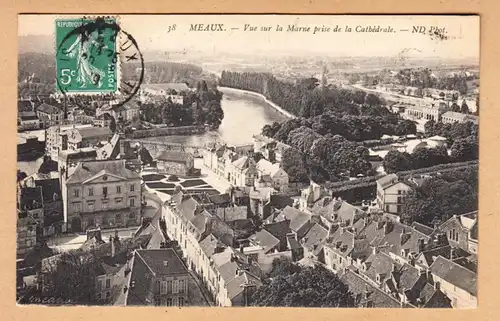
[156,151,195,176]
[63,160,142,232]
[376,174,413,215]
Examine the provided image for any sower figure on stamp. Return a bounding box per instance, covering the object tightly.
[65,29,107,88]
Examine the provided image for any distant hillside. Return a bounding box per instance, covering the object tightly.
[18,35,54,54]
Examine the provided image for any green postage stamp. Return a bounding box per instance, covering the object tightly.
[55,17,119,94]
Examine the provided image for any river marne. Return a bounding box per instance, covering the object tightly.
[17,87,290,175]
[140,87,290,146]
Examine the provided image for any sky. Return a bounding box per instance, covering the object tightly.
[18,14,479,59]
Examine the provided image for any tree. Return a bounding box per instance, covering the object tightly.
[451,102,460,112]
[365,93,381,107]
[267,257,301,278]
[475,96,479,115]
[261,122,282,138]
[383,150,412,173]
[17,170,28,182]
[138,147,154,165]
[38,155,58,174]
[281,147,309,183]
[450,136,478,162]
[36,252,101,305]
[287,126,322,154]
[402,175,477,226]
[251,262,355,307]
[461,100,469,114]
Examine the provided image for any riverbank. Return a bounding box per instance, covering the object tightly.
[219,86,296,119]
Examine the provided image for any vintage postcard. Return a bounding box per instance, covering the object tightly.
[16,14,479,308]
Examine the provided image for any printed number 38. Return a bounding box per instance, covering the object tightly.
[60,69,76,85]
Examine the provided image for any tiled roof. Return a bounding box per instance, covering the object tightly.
[231,156,249,170]
[66,160,141,185]
[430,255,477,296]
[410,222,434,236]
[136,249,189,275]
[376,174,399,189]
[256,159,282,177]
[277,206,312,237]
[199,233,226,257]
[364,251,399,285]
[157,150,193,163]
[249,229,280,253]
[302,223,328,252]
[310,198,364,226]
[340,270,401,308]
[225,271,262,300]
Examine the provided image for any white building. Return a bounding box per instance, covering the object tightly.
[376,174,413,215]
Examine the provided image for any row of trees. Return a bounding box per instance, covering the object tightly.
[424,120,478,144]
[220,71,403,119]
[251,258,356,307]
[401,166,478,226]
[383,136,478,174]
[395,68,472,94]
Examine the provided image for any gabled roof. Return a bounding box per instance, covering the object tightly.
[410,222,434,236]
[277,206,312,237]
[66,160,141,185]
[376,174,399,189]
[231,156,249,170]
[302,223,328,252]
[249,229,280,253]
[226,271,262,300]
[256,159,282,177]
[340,270,401,308]
[199,233,226,258]
[310,197,364,226]
[430,255,477,296]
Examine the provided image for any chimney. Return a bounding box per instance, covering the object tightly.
[239,243,244,253]
[372,246,378,255]
[418,238,425,252]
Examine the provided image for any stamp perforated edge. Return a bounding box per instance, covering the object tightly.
[55,15,122,96]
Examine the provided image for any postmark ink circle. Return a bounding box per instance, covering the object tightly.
[55,17,144,110]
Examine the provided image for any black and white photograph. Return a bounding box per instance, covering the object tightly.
[16,14,479,308]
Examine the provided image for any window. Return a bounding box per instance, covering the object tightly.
[154,297,161,306]
[397,205,403,213]
[173,280,179,294]
[115,213,122,222]
[385,205,390,212]
[106,291,110,299]
[166,298,173,306]
[88,188,94,196]
[179,296,184,306]
[102,200,108,210]
[96,293,101,300]
[102,187,108,197]
[74,189,80,197]
[167,280,172,293]
[173,298,178,306]
[160,281,167,294]
[106,278,111,289]
[130,184,135,192]
[129,198,135,207]
[179,279,185,293]
[97,279,103,291]
[116,186,121,193]
[115,197,122,204]
[72,202,81,212]
[398,190,402,195]
[88,201,95,211]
